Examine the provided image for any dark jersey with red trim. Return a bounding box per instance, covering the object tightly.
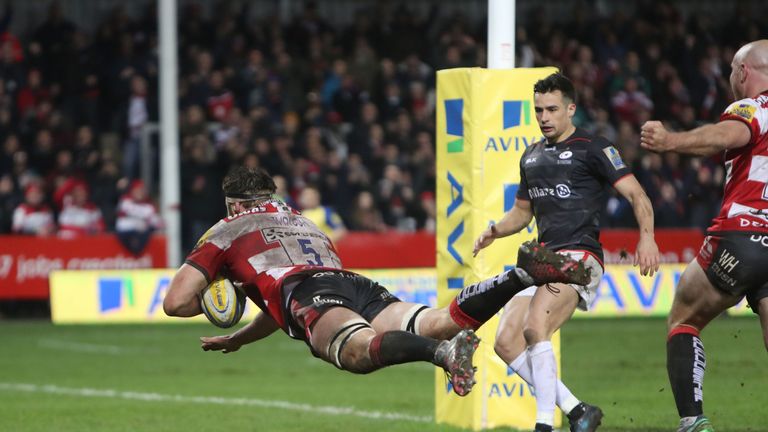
[517,127,631,260]
[185,199,344,337]
[711,94,768,234]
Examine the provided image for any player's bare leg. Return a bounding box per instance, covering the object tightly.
[371,302,462,340]
[310,306,480,396]
[522,282,581,432]
[495,296,530,362]
[494,295,599,431]
[667,260,741,432]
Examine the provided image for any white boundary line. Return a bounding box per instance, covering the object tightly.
[0,382,432,423]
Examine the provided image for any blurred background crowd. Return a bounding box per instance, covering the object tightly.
[0,0,765,253]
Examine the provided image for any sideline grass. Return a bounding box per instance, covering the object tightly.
[0,317,764,431]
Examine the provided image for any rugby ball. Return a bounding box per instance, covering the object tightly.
[199,277,246,328]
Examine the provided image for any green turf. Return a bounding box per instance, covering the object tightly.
[0,317,765,431]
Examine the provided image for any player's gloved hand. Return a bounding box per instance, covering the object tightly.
[473,225,498,257]
[634,234,660,277]
[200,335,242,354]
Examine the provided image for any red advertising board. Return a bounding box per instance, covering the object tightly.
[0,235,167,299]
[335,231,436,269]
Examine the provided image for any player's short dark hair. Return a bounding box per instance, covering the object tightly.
[533,73,577,105]
[222,166,276,197]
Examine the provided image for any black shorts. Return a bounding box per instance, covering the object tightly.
[286,270,400,340]
[696,233,768,313]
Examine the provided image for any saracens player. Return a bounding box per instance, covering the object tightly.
[163,166,590,397]
[642,39,768,432]
[472,73,660,432]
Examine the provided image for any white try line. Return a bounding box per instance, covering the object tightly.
[0,382,433,423]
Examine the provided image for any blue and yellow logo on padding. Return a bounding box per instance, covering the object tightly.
[503,100,532,129]
[445,99,464,153]
[99,277,135,312]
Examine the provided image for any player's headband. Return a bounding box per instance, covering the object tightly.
[224,192,273,216]
[224,192,272,200]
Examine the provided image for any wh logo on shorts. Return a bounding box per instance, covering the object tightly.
[445,99,464,153]
[503,100,532,129]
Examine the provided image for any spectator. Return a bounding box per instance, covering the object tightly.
[122,74,152,179]
[115,179,161,255]
[349,190,386,232]
[57,180,104,238]
[0,0,764,238]
[298,185,347,243]
[0,173,21,232]
[12,182,54,236]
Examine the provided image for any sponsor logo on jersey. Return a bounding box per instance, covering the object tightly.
[445,99,464,153]
[528,187,554,198]
[739,217,768,229]
[262,227,326,242]
[528,185,571,199]
[525,157,537,164]
[559,151,572,159]
[602,146,626,170]
[726,103,756,121]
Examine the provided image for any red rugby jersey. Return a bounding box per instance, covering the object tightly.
[711,93,768,233]
[185,200,343,334]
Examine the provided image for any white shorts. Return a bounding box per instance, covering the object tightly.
[515,249,603,311]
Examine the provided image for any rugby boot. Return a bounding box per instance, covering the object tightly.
[434,329,480,397]
[677,416,715,432]
[533,423,553,432]
[568,402,604,432]
[516,240,591,286]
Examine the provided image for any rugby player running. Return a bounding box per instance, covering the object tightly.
[163,166,590,397]
[641,39,768,432]
[473,73,660,432]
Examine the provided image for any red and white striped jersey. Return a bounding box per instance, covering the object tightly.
[12,203,55,235]
[711,93,768,233]
[185,200,343,333]
[58,202,105,238]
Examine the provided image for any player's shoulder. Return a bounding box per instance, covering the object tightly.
[565,128,613,152]
[722,95,767,120]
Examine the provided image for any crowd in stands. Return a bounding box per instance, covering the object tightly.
[0,0,765,252]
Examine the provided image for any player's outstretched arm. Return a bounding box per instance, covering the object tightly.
[164,263,208,317]
[473,199,533,257]
[201,312,280,354]
[613,175,660,276]
[640,120,751,156]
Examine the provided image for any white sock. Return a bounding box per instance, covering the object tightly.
[529,341,557,426]
[509,351,581,415]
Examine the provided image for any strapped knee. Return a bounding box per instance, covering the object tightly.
[327,318,372,369]
[400,305,430,335]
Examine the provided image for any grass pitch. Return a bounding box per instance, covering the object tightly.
[0,317,764,432]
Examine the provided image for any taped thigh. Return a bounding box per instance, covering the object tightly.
[327,318,373,369]
[399,305,430,335]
